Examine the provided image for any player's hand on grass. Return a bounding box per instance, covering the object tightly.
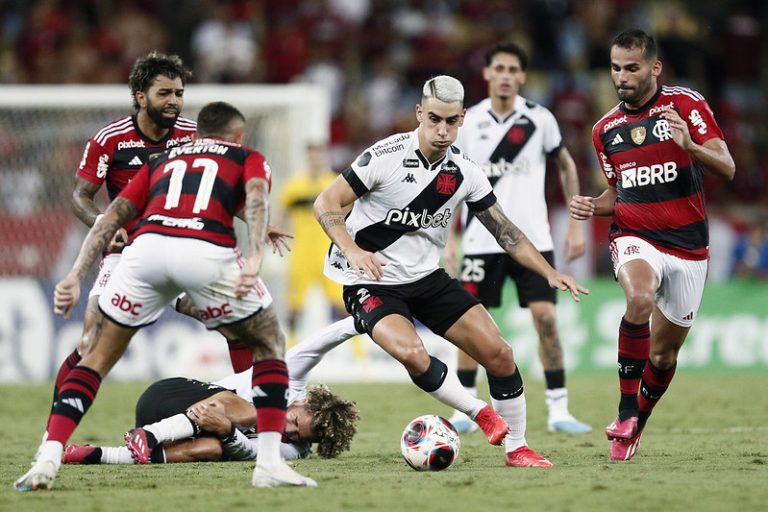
[265,224,293,257]
[54,275,81,319]
[345,247,386,281]
[547,273,589,302]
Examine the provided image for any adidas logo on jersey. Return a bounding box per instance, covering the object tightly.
[401,173,416,183]
[129,155,143,166]
[682,311,694,321]
[611,133,624,145]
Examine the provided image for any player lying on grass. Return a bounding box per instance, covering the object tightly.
[65,319,361,464]
[65,379,357,464]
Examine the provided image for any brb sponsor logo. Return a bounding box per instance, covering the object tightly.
[199,303,232,321]
[111,293,142,316]
[621,161,678,189]
[384,207,452,229]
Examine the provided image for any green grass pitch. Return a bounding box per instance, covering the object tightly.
[1,373,767,512]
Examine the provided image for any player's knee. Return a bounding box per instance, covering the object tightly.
[479,341,514,376]
[624,290,655,318]
[649,351,678,370]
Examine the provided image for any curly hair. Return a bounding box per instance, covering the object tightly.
[128,51,192,110]
[305,384,360,458]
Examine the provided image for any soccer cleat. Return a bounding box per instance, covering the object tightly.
[124,428,155,465]
[14,459,59,491]
[548,414,592,434]
[63,444,100,464]
[473,405,509,446]
[251,462,318,488]
[610,429,644,461]
[447,410,479,434]
[605,415,638,440]
[505,446,554,468]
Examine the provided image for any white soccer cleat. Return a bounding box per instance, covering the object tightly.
[447,410,478,434]
[548,413,592,434]
[251,462,318,488]
[14,459,59,492]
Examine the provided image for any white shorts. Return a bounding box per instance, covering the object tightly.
[610,236,707,327]
[88,253,121,299]
[98,233,272,329]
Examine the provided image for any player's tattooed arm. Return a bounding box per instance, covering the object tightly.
[70,197,136,280]
[72,177,103,227]
[474,203,526,255]
[317,211,346,231]
[244,178,269,263]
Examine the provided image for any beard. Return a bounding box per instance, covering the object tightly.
[616,73,654,106]
[146,102,179,129]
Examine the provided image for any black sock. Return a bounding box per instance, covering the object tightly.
[544,369,565,390]
[456,368,478,388]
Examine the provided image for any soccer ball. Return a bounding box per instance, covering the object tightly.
[400,415,461,471]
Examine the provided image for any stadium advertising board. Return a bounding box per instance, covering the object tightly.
[0,278,766,383]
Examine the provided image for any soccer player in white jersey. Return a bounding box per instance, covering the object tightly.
[314,75,589,468]
[444,42,591,435]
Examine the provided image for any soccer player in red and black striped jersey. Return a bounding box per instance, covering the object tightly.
[50,53,256,443]
[569,29,735,461]
[16,102,316,490]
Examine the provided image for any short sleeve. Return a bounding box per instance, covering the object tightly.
[75,137,109,185]
[592,125,617,187]
[244,151,272,192]
[677,94,724,146]
[541,108,564,155]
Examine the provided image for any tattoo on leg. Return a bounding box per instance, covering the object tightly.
[222,306,285,360]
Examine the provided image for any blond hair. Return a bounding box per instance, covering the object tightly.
[305,384,360,458]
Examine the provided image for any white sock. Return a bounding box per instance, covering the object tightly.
[545,387,569,422]
[101,446,136,464]
[38,441,63,470]
[143,413,195,444]
[428,371,486,417]
[256,431,282,468]
[492,392,527,452]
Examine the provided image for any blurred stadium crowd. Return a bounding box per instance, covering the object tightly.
[0,0,766,279]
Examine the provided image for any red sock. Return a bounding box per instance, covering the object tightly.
[638,361,676,429]
[48,349,82,427]
[617,317,650,396]
[47,366,102,444]
[226,338,253,373]
[250,359,288,433]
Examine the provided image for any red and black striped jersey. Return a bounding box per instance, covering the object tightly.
[592,85,724,260]
[119,138,273,247]
[76,115,197,201]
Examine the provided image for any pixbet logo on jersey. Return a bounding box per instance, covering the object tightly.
[384,207,452,228]
[621,161,678,189]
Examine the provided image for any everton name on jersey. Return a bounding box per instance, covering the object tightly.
[324,129,496,286]
[593,85,724,260]
[119,138,272,248]
[456,96,563,253]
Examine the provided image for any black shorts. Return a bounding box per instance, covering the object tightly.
[459,251,556,309]
[342,268,479,336]
[134,377,228,427]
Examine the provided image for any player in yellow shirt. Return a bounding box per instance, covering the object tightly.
[279,143,346,342]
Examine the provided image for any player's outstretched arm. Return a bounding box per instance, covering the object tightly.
[314,175,385,280]
[54,197,137,318]
[287,317,361,398]
[475,202,588,301]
